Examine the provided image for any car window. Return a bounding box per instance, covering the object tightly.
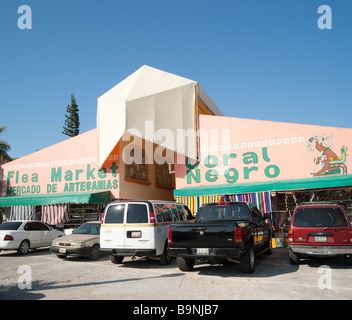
[0,221,22,230]
[104,204,125,224]
[24,222,38,231]
[127,204,148,223]
[74,223,100,235]
[36,222,50,231]
[176,205,187,221]
[154,203,173,223]
[197,203,253,222]
[183,205,193,220]
[293,207,348,227]
[169,204,182,221]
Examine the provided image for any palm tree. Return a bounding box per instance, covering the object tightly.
[0,126,12,164]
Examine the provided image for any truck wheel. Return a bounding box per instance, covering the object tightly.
[177,257,195,271]
[111,255,124,264]
[240,244,255,273]
[160,241,172,265]
[289,248,300,265]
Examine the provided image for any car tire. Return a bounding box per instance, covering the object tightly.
[177,256,195,271]
[289,248,300,265]
[88,245,100,261]
[111,255,124,264]
[160,241,172,265]
[240,244,255,273]
[344,254,352,266]
[18,240,30,255]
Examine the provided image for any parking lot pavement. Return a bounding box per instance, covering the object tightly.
[0,247,352,300]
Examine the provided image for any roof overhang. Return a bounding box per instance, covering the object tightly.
[174,174,352,197]
[0,191,111,207]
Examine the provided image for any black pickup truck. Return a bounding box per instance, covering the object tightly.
[168,201,272,273]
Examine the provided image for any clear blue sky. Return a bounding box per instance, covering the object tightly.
[1,0,351,159]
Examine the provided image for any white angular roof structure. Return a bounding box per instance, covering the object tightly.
[97,65,222,167]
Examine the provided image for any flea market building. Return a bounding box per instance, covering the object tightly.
[1,66,352,239]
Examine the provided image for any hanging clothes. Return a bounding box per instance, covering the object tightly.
[10,206,35,221]
[41,204,69,225]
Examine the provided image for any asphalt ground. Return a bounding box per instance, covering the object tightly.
[1,247,352,302]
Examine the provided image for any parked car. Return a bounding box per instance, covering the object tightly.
[288,202,352,265]
[50,221,101,260]
[0,220,64,255]
[100,200,193,265]
[168,201,272,273]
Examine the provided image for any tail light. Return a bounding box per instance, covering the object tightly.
[349,230,352,243]
[234,227,243,243]
[100,212,105,224]
[168,227,172,244]
[4,235,14,241]
[288,230,294,242]
[167,227,172,243]
[149,211,155,223]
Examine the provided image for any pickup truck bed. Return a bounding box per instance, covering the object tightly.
[168,201,272,273]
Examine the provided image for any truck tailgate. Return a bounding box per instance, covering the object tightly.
[171,222,235,248]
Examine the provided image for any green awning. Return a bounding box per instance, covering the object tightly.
[174,174,352,197]
[0,191,111,207]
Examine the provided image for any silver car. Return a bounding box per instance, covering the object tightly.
[50,221,101,260]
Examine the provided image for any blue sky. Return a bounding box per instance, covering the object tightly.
[0,0,351,159]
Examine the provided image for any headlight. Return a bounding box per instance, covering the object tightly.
[52,240,59,246]
[70,241,86,247]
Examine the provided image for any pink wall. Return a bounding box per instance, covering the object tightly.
[0,129,120,198]
[176,115,352,188]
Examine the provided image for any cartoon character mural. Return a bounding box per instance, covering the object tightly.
[307,133,348,176]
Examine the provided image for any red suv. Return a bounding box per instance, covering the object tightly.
[288,202,352,265]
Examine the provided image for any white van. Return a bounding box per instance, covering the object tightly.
[100,200,193,265]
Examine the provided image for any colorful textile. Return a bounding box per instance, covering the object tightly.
[176,192,271,215]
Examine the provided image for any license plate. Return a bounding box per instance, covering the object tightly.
[196,248,209,255]
[315,236,327,242]
[59,248,66,253]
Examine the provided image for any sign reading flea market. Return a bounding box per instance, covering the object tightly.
[5,162,119,196]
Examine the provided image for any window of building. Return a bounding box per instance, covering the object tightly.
[155,162,175,189]
[125,147,149,184]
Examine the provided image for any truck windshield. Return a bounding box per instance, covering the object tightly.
[196,204,252,222]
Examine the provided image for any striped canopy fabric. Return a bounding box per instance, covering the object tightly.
[10,205,35,221]
[41,204,69,225]
[176,191,271,215]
